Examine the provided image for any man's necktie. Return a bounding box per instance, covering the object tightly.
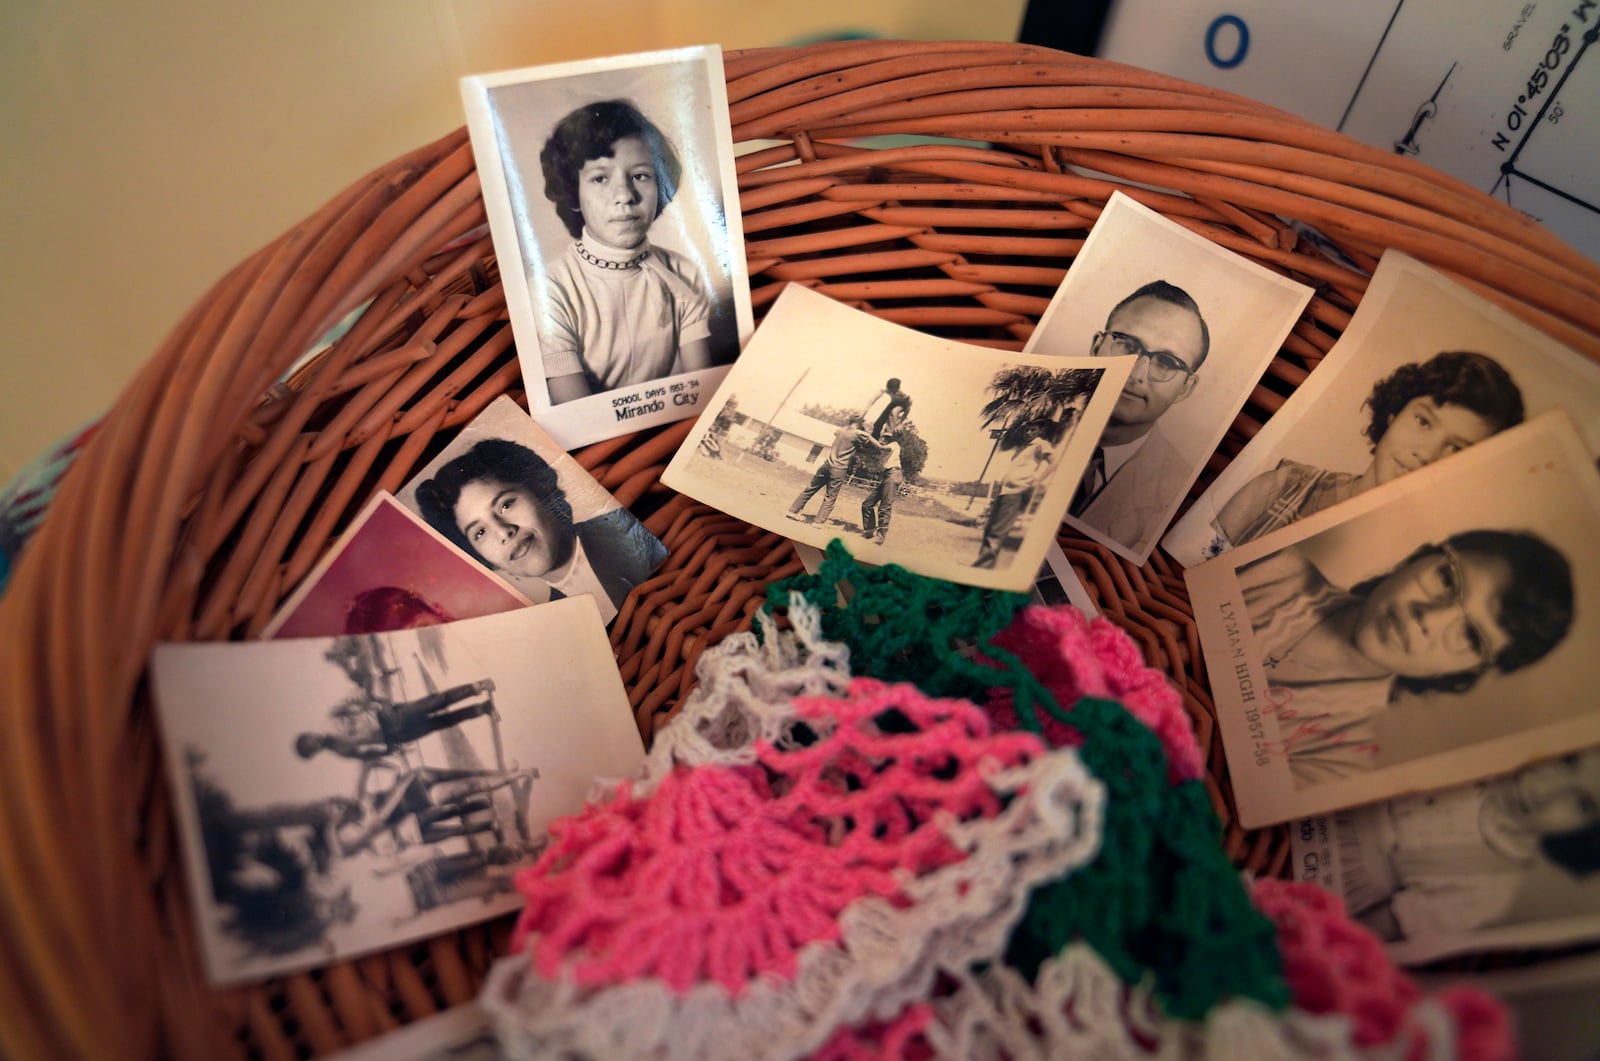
[1070,445,1106,516]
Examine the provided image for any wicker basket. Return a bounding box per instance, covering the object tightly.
[3,39,1597,1060]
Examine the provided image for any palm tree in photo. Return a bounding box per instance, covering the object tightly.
[971,365,1100,496]
[979,365,1098,436]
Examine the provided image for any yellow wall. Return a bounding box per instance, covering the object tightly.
[0,0,1027,478]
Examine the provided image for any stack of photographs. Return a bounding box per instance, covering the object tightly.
[1177,251,1600,970]
[155,399,666,984]
[148,41,1600,1000]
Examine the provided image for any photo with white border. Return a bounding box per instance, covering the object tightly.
[1026,192,1313,564]
[396,396,667,625]
[1187,412,1600,827]
[663,283,1133,594]
[153,597,643,984]
[1165,250,1600,567]
[461,46,752,449]
[1291,745,1600,966]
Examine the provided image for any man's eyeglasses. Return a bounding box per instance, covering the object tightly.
[1094,331,1194,382]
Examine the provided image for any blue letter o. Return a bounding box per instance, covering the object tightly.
[1205,15,1250,69]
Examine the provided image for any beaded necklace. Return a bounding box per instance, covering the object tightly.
[575,240,649,271]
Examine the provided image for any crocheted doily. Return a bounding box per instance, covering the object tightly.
[484,602,1107,1059]
[481,554,1509,1061]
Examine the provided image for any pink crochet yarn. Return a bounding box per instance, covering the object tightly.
[985,604,1205,783]
[808,1003,933,1061]
[511,678,1047,995]
[1250,878,1513,1061]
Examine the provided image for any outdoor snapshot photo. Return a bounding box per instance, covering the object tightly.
[790,538,1099,616]
[461,46,752,449]
[152,597,644,984]
[1291,745,1600,966]
[1165,250,1600,567]
[261,493,534,640]
[663,283,1133,594]
[1025,192,1313,563]
[1187,412,1600,828]
[396,396,667,625]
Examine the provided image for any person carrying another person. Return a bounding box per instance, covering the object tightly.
[787,415,887,527]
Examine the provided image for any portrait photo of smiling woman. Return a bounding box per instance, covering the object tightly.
[463,47,751,449]
[415,438,665,617]
[1165,251,1600,568]
[399,397,667,625]
[1208,351,1525,552]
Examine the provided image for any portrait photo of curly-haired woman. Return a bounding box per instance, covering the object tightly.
[463,47,752,449]
[1165,252,1600,567]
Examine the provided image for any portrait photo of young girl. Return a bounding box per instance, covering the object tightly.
[1164,251,1600,568]
[463,47,752,449]
[1189,411,1600,828]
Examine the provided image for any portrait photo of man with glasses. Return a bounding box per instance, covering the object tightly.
[1024,192,1314,563]
[1068,280,1208,548]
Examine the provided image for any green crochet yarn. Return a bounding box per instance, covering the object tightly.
[765,542,1289,1020]
[1004,698,1289,1019]
[764,539,1038,704]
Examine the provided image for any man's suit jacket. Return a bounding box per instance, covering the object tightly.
[1072,428,1190,557]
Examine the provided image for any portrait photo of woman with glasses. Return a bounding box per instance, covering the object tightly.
[1191,411,1600,827]
[1239,527,1573,786]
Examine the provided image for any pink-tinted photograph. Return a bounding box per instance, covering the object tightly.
[263,493,534,640]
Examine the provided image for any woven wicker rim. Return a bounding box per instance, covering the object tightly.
[2,39,1596,1060]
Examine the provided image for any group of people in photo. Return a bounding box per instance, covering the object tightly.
[786,378,913,545]
[194,653,538,958]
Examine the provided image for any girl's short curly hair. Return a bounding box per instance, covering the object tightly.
[539,99,682,239]
[1362,351,1524,448]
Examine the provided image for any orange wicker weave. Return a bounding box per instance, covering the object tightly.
[2,39,1597,1060]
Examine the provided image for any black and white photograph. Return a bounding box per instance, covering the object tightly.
[261,493,534,640]
[1025,191,1313,564]
[663,283,1133,594]
[1292,746,1600,967]
[1029,540,1099,615]
[396,396,667,625]
[461,46,752,449]
[152,597,644,984]
[790,538,1099,616]
[1187,411,1600,828]
[1164,250,1600,567]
